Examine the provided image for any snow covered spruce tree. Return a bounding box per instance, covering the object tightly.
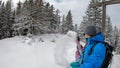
[66,10,74,31]
[31,0,51,34]
[16,1,22,15]
[4,0,13,37]
[61,10,74,34]
[0,1,4,39]
[116,29,120,54]
[60,15,66,33]
[112,26,120,52]
[13,0,40,35]
[0,0,14,39]
[105,17,113,44]
[43,3,61,33]
[13,0,61,36]
[33,0,60,34]
[79,0,102,39]
[117,30,120,54]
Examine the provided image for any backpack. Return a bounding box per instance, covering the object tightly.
[89,42,114,68]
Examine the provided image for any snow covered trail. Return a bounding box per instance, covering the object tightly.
[0,35,63,68]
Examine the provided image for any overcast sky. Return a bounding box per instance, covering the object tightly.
[2,0,120,29]
[46,0,120,29]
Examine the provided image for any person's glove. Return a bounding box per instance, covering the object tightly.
[70,62,80,68]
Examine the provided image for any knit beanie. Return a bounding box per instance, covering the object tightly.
[84,25,97,36]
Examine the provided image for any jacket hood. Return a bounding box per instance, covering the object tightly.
[92,32,104,42]
[88,32,105,44]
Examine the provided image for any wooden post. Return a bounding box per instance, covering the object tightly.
[102,0,106,34]
[94,0,120,34]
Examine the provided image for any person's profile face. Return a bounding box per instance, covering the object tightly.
[84,34,90,38]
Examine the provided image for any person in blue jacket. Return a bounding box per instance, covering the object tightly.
[70,25,106,68]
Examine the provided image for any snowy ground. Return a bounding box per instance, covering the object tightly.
[0,32,120,68]
[0,34,62,68]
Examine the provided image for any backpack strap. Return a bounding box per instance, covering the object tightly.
[88,42,103,55]
[81,42,100,64]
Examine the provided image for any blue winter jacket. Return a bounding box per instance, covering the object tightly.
[78,32,106,68]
